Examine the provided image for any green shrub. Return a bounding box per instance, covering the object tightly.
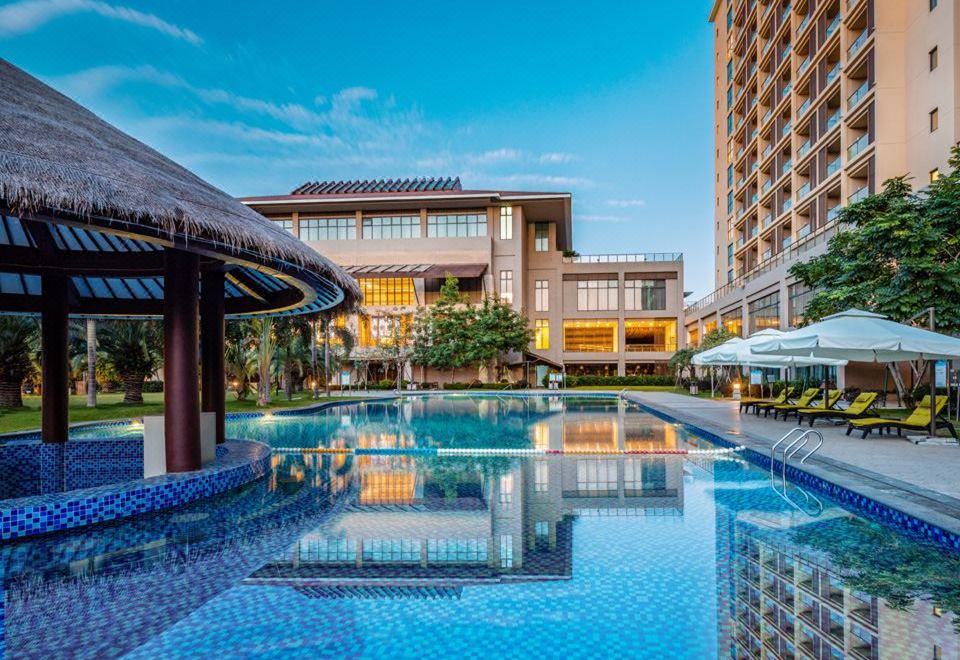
[142,380,163,393]
[566,374,674,388]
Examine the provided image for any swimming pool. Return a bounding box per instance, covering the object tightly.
[3,395,959,658]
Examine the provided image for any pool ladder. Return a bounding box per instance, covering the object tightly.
[770,428,824,517]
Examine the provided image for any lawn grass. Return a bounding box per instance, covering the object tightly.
[0,391,341,435]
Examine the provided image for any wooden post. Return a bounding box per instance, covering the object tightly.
[200,267,226,444]
[40,273,69,444]
[164,249,201,471]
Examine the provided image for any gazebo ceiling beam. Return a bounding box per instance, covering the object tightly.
[0,244,167,276]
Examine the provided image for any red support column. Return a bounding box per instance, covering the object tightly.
[200,267,226,444]
[40,273,69,444]
[164,249,201,472]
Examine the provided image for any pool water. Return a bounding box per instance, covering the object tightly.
[3,395,960,658]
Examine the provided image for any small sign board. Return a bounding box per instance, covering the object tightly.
[750,368,762,385]
[340,371,351,387]
[936,360,948,388]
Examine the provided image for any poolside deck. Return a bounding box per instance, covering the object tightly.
[627,391,960,537]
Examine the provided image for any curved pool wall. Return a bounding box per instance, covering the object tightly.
[0,440,271,541]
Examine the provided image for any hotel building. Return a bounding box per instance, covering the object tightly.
[689,0,959,372]
[242,177,684,383]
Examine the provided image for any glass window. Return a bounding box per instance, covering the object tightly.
[499,474,514,503]
[362,215,420,239]
[576,459,617,493]
[535,459,549,491]
[930,0,938,10]
[299,537,356,562]
[499,535,514,568]
[499,270,513,303]
[930,107,939,132]
[624,319,677,352]
[359,314,412,347]
[499,206,513,240]
[274,219,295,235]
[358,278,415,306]
[535,319,549,350]
[788,282,815,327]
[624,279,666,311]
[930,46,939,71]
[687,325,699,347]
[300,217,355,241]
[535,521,549,539]
[721,307,743,337]
[427,212,487,238]
[535,223,550,251]
[727,243,734,267]
[577,279,618,311]
[563,320,618,352]
[362,538,420,562]
[748,291,780,333]
[535,279,549,312]
[427,538,487,562]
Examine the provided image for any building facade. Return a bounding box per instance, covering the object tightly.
[688,0,959,362]
[241,177,684,384]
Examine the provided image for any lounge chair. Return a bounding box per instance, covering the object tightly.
[796,392,878,427]
[846,395,957,439]
[772,389,842,421]
[739,388,792,414]
[756,388,819,418]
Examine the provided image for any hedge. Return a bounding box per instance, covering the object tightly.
[565,374,674,388]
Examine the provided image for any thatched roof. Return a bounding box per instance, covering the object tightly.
[0,58,360,311]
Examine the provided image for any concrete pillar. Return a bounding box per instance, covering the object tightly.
[200,268,226,444]
[40,273,69,444]
[164,249,201,472]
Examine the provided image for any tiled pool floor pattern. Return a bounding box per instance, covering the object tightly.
[2,396,959,658]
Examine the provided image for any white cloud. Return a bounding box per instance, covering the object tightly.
[478,173,594,189]
[578,214,629,223]
[608,198,646,208]
[539,152,576,164]
[0,0,202,44]
[469,148,522,165]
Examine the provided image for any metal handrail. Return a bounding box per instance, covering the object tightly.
[770,428,807,479]
[770,428,825,517]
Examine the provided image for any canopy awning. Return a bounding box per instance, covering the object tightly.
[750,309,960,362]
[342,263,487,279]
[694,329,847,368]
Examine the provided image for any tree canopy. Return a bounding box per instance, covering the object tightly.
[790,146,960,334]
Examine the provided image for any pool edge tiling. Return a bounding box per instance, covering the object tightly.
[0,439,271,541]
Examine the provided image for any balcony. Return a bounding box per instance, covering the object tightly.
[780,4,791,24]
[827,205,841,221]
[797,14,811,34]
[848,80,871,110]
[847,133,871,159]
[798,55,811,75]
[751,192,759,204]
[798,139,811,159]
[763,75,773,89]
[781,120,792,137]
[826,62,840,84]
[798,98,811,116]
[848,30,869,58]
[762,248,772,260]
[762,212,773,227]
[780,44,792,61]
[848,185,869,204]
[783,235,793,248]
[762,180,773,193]
[750,127,759,140]
[737,237,746,248]
[782,81,792,96]
[797,224,811,239]
[782,159,792,175]
[763,108,773,123]
[750,225,759,237]
[825,15,841,39]
[826,156,841,176]
[826,108,841,131]
[782,198,793,213]
[797,182,811,199]
[762,143,773,158]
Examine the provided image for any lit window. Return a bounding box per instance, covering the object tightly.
[563,320,618,352]
[535,319,549,350]
[362,215,420,239]
[358,278,415,306]
[499,474,514,503]
[930,169,941,183]
[624,319,677,352]
[577,279,618,311]
[499,270,514,304]
[748,291,780,332]
[499,535,513,568]
[427,212,487,238]
[534,223,550,251]
[300,217,355,241]
[930,107,939,132]
[359,314,411,348]
[721,308,743,337]
[499,206,513,240]
[274,219,295,235]
[624,279,666,311]
[535,280,549,311]
[930,46,939,71]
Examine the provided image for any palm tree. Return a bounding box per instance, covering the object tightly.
[97,321,162,403]
[86,319,97,407]
[0,316,38,408]
[251,317,275,406]
[225,320,256,401]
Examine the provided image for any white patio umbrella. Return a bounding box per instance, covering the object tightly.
[751,308,960,434]
[691,338,743,398]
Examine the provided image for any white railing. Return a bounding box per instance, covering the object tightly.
[562,252,683,264]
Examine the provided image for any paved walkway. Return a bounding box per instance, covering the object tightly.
[627,391,960,536]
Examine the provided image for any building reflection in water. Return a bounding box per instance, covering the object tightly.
[246,399,687,595]
[716,486,960,660]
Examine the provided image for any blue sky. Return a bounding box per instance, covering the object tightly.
[0,0,717,297]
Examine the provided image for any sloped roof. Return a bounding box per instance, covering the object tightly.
[0,58,360,315]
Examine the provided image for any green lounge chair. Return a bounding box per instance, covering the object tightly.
[846,395,957,439]
[796,391,878,427]
[739,388,792,414]
[756,388,819,418]
[772,389,842,421]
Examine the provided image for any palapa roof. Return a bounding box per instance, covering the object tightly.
[0,58,360,317]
